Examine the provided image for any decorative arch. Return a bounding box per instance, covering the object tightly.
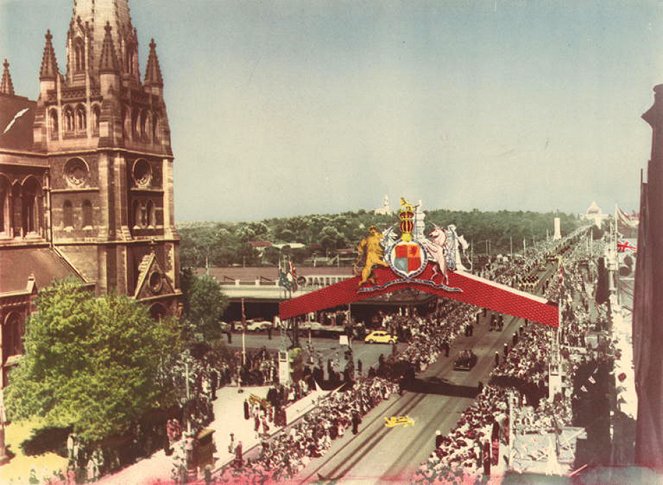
[82,200,93,228]
[91,104,100,131]
[49,108,59,140]
[64,105,74,132]
[63,200,73,228]
[73,37,85,72]
[146,200,156,227]
[3,311,24,357]
[0,175,10,236]
[75,104,86,132]
[152,113,159,142]
[21,176,43,236]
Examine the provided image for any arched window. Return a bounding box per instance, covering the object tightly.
[127,46,136,76]
[142,111,150,141]
[0,176,9,236]
[82,200,93,228]
[11,183,21,237]
[92,105,100,131]
[64,106,74,132]
[76,105,86,131]
[49,109,59,140]
[152,114,159,142]
[63,200,73,228]
[74,38,85,72]
[22,177,42,235]
[132,111,139,139]
[147,200,156,227]
[4,312,24,357]
[133,200,147,228]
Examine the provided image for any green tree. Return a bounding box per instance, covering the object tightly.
[6,279,181,443]
[183,274,229,342]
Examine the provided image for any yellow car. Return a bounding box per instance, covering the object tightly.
[364,330,397,344]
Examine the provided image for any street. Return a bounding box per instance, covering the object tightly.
[293,311,524,483]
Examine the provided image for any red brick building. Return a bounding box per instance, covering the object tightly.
[0,0,181,387]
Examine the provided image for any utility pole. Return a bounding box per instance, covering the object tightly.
[241,298,247,365]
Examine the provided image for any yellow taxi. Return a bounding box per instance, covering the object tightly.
[364,330,397,344]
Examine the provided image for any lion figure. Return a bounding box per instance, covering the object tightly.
[355,226,389,286]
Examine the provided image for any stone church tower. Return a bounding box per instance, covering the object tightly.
[31,0,180,317]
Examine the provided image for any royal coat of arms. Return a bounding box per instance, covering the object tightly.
[355,197,470,293]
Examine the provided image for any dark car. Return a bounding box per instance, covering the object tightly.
[453,349,478,371]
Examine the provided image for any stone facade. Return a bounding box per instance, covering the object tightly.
[0,0,181,387]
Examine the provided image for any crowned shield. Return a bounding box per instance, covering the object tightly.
[387,240,427,278]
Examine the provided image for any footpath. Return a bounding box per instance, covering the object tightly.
[99,384,329,484]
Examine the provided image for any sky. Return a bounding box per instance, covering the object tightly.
[1,0,662,221]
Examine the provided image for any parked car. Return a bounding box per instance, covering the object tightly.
[364,330,397,344]
[245,320,273,332]
[219,321,231,332]
[453,349,478,371]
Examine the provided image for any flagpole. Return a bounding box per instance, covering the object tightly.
[241,297,246,366]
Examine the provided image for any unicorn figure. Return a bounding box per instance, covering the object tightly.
[422,224,449,284]
[447,224,472,272]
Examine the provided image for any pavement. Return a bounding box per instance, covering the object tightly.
[98,382,336,484]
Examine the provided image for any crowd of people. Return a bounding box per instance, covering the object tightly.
[215,378,399,483]
[414,226,618,482]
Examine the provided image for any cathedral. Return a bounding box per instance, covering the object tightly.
[0,0,181,387]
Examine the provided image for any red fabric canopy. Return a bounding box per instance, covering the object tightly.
[279,263,558,327]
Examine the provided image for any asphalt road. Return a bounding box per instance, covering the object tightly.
[292,267,555,484]
[291,311,524,484]
[226,333,408,375]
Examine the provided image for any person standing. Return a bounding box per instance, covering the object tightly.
[435,430,443,448]
[235,441,243,469]
[228,432,235,454]
[357,359,363,376]
[351,411,361,435]
[243,399,250,420]
[494,352,500,367]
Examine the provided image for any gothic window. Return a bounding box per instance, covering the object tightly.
[127,46,136,76]
[49,109,59,140]
[141,111,149,140]
[76,105,86,131]
[22,177,42,235]
[63,200,73,228]
[0,176,9,236]
[64,106,74,132]
[11,183,21,237]
[147,200,156,227]
[132,110,139,139]
[74,38,85,72]
[152,114,159,142]
[82,200,93,228]
[4,312,24,357]
[92,105,100,132]
[133,200,147,228]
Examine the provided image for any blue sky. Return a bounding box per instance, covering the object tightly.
[2,0,661,221]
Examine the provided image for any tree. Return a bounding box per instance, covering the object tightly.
[5,279,182,443]
[182,273,229,342]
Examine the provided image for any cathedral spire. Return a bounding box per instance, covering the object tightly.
[0,59,15,95]
[144,39,163,87]
[99,22,119,74]
[72,0,132,69]
[39,30,60,80]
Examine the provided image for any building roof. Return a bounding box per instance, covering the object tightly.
[0,247,86,294]
[0,94,36,150]
[198,266,353,282]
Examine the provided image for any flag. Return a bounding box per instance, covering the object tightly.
[616,206,639,238]
[617,239,637,253]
